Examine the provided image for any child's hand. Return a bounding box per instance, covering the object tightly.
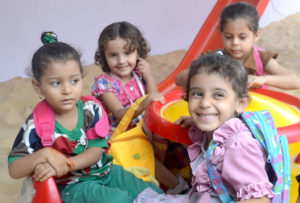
[32,162,56,182]
[174,116,193,128]
[136,58,152,80]
[247,75,267,88]
[44,148,74,177]
[148,92,165,104]
[136,93,165,116]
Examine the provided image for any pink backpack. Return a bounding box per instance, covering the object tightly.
[33,95,108,147]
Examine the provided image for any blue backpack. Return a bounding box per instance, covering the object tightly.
[206,110,291,203]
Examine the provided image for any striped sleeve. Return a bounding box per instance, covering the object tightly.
[8,114,43,166]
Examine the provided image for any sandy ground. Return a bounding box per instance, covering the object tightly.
[1,13,300,202]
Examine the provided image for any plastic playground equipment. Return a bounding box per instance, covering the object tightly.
[144,0,300,201]
[32,0,299,202]
[145,89,300,202]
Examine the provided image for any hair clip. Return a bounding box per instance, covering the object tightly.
[41,31,58,44]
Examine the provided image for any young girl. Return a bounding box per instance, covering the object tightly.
[92,21,190,194]
[175,2,300,90]
[135,53,273,202]
[8,33,162,203]
[92,21,164,137]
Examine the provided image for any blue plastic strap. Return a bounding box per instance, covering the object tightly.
[206,141,234,203]
[280,135,292,185]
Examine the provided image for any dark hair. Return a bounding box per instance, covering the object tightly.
[94,21,150,73]
[31,40,83,82]
[220,2,259,33]
[186,53,248,100]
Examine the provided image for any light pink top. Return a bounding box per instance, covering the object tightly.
[188,118,274,202]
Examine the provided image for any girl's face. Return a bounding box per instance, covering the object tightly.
[104,37,138,82]
[188,72,248,135]
[32,60,83,115]
[221,19,259,63]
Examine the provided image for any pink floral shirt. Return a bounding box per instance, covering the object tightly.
[91,73,145,107]
[91,73,145,138]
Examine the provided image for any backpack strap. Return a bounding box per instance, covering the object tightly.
[241,111,268,151]
[33,96,108,147]
[206,141,234,203]
[241,110,291,202]
[81,95,108,138]
[241,110,279,159]
[109,95,148,143]
[33,100,55,147]
[280,135,291,203]
[207,111,291,202]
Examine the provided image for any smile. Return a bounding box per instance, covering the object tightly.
[195,113,217,122]
[117,65,129,69]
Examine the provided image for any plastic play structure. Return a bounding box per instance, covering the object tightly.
[146,90,300,144]
[32,0,299,202]
[144,0,300,201]
[145,89,300,202]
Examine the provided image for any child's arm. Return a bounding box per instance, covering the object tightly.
[32,162,56,182]
[100,92,131,121]
[135,58,165,111]
[8,147,72,179]
[68,147,103,171]
[175,69,189,88]
[100,92,164,121]
[248,58,300,89]
[10,147,103,181]
[136,58,159,94]
[174,116,194,128]
[135,93,165,115]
